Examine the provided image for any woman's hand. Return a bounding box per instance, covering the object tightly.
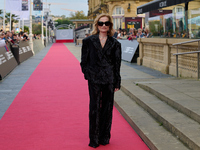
[114,88,119,92]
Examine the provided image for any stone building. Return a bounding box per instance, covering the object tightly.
[88,0,152,30]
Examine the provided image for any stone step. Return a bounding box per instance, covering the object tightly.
[137,82,200,125]
[120,80,200,150]
[114,90,189,150]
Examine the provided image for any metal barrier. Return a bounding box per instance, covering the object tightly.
[173,39,200,79]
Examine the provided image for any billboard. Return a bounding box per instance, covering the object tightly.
[33,0,43,11]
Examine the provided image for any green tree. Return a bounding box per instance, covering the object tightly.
[0,9,3,20]
[54,18,73,27]
[69,11,88,19]
[32,24,41,35]
[61,15,66,19]
[24,26,29,34]
[5,13,18,30]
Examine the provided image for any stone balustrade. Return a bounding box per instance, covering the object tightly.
[137,38,200,78]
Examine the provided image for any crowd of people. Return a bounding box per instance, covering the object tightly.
[114,27,152,40]
[0,29,30,47]
[0,29,42,47]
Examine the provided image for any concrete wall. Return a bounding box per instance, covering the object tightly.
[137,38,200,78]
[32,39,45,54]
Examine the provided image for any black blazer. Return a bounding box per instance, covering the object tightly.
[80,34,121,89]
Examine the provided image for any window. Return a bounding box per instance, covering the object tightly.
[112,6,124,30]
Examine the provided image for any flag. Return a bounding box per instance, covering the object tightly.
[6,0,21,12]
[5,46,9,52]
[6,0,30,20]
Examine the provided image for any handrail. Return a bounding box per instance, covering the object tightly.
[173,51,200,56]
[172,39,200,46]
[173,39,200,79]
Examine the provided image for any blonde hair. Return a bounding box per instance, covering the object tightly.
[91,13,114,37]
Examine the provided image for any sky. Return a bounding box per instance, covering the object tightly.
[0,0,88,17]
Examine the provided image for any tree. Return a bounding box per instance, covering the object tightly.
[61,15,66,19]
[5,13,19,30]
[0,9,3,20]
[54,18,73,27]
[24,26,29,34]
[69,11,88,20]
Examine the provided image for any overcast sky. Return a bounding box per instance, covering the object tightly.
[0,0,88,17]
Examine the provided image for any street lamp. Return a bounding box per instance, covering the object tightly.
[46,0,48,44]
[30,0,34,55]
[48,4,51,42]
[3,0,6,31]
[127,3,131,13]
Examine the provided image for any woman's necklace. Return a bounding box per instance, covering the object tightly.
[99,35,107,46]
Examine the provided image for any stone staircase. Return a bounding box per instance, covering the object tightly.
[114,79,200,150]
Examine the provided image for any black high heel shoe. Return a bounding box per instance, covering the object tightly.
[89,143,99,148]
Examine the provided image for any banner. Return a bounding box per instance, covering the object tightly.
[12,0,30,20]
[118,40,139,62]
[22,0,29,11]
[33,0,43,11]
[12,11,30,20]
[0,44,18,80]
[56,29,74,40]
[6,0,21,12]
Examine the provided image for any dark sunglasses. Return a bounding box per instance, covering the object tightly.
[97,21,111,26]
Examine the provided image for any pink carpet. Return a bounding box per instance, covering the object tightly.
[0,43,149,150]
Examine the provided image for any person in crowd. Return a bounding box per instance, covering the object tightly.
[166,32,172,38]
[80,13,121,148]
[123,30,127,37]
[144,28,152,38]
[117,29,122,39]
[127,28,133,39]
[20,32,29,41]
[0,33,5,40]
[33,34,37,39]
[112,29,118,38]
[136,28,145,38]
[128,30,137,40]
[119,30,127,39]
[75,34,79,45]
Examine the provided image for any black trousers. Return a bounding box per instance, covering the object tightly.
[88,81,115,144]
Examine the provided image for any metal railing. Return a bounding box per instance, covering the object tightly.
[173,39,200,79]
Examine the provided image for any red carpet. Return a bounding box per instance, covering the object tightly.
[0,43,149,150]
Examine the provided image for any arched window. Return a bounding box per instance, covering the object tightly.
[112,6,124,30]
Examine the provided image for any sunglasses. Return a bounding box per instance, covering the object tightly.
[97,21,111,26]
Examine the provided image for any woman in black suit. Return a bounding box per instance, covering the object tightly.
[80,14,121,148]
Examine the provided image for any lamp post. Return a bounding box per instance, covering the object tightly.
[41,6,44,45]
[29,0,34,55]
[3,0,6,31]
[19,18,21,31]
[9,12,12,31]
[22,18,24,31]
[48,4,51,43]
[46,0,48,44]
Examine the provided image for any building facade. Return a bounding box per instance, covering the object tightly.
[88,0,152,30]
[137,0,200,39]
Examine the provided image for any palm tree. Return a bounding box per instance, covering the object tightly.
[5,13,19,31]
